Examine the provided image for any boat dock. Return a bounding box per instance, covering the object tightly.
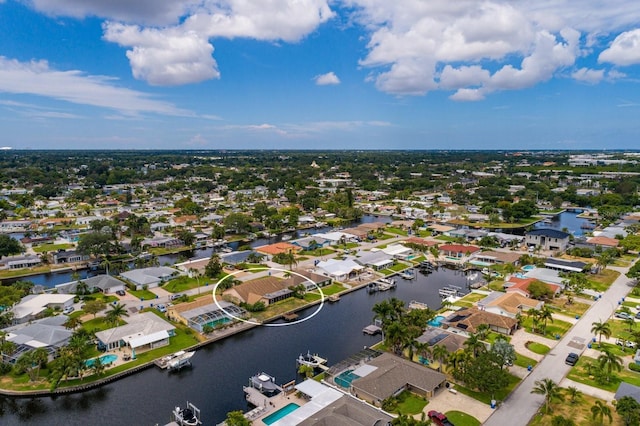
[362,324,382,335]
[296,351,329,371]
[376,278,396,291]
[408,300,430,311]
[283,313,299,322]
[399,269,416,280]
[155,351,195,371]
[328,295,340,303]
[438,286,461,298]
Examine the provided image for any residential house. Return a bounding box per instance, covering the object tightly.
[55,274,127,295]
[586,236,620,250]
[381,244,414,260]
[316,258,365,281]
[0,219,32,232]
[168,298,247,333]
[503,277,561,298]
[120,266,181,290]
[525,229,571,252]
[470,250,521,267]
[255,242,302,259]
[355,251,394,270]
[11,294,75,324]
[543,257,587,273]
[349,353,447,406]
[478,291,543,319]
[0,255,41,270]
[2,315,72,363]
[52,250,90,265]
[438,244,481,258]
[291,236,331,251]
[94,311,176,353]
[444,307,518,335]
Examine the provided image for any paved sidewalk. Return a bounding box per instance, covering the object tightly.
[559,378,616,402]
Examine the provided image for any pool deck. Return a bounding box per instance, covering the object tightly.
[244,388,306,424]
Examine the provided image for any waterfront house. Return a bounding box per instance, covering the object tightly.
[255,242,302,259]
[167,298,247,333]
[525,228,570,252]
[0,254,41,270]
[223,276,294,306]
[381,243,414,260]
[470,250,520,267]
[438,244,481,258]
[354,250,394,270]
[140,235,181,249]
[291,236,331,251]
[120,266,181,290]
[94,311,176,353]
[11,294,75,324]
[52,249,90,265]
[443,307,518,335]
[2,315,72,363]
[315,258,364,281]
[543,257,587,273]
[349,353,447,406]
[55,274,127,295]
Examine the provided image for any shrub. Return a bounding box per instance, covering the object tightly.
[629,363,640,372]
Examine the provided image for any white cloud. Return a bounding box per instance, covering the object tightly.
[314,72,340,85]
[0,56,188,115]
[25,0,199,25]
[347,0,640,98]
[103,23,219,86]
[572,67,605,84]
[599,29,640,66]
[97,1,334,85]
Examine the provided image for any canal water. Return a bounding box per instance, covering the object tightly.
[0,266,469,426]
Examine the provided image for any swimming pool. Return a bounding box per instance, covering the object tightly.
[85,354,118,368]
[334,370,361,388]
[203,317,231,329]
[428,315,445,327]
[262,403,300,425]
[522,265,536,271]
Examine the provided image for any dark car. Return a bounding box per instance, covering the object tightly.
[428,410,454,426]
[116,290,126,296]
[565,352,579,366]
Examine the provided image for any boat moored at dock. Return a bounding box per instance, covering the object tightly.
[296,351,328,370]
[169,401,201,426]
[155,350,195,371]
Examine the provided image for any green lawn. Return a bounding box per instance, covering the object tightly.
[525,341,550,355]
[455,373,520,404]
[520,317,573,339]
[129,289,158,300]
[81,316,125,333]
[514,353,538,368]
[446,411,480,426]
[394,390,427,415]
[32,243,74,253]
[566,354,640,392]
[301,248,336,256]
[587,269,621,292]
[386,227,409,236]
[380,262,411,274]
[548,299,591,317]
[162,276,200,293]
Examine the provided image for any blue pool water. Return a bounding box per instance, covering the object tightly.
[85,354,118,368]
[522,265,536,271]
[262,403,300,425]
[428,315,445,327]
[334,370,361,388]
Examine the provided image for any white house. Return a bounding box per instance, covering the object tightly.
[11,294,75,324]
[94,311,176,354]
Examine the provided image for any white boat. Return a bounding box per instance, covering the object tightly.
[247,372,282,396]
[281,234,292,241]
[400,269,416,279]
[155,350,195,370]
[377,278,397,291]
[172,402,201,426]
[296,351,328,369]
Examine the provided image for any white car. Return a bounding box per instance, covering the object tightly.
[62,306,75,315]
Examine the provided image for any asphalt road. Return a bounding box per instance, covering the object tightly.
[484,261,638,426]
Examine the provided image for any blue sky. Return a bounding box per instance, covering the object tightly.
[1,0,640,150]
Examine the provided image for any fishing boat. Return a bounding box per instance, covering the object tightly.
[296,351,328,369]
[246,372,282,396]
[377,278,396,291]
[155,350,195,371]
[171,402,201,426]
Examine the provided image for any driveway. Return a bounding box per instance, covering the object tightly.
[422,387,495,423]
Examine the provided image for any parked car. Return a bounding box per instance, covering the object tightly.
[616,339,637,348]
[428,410,454,426]
[170,294,183,301]
[635,311,640,319]
[116,289,126,296]
[156,304,167,313]
[565,352,580,366]
[615,311,633,320]
[62,306,75,315]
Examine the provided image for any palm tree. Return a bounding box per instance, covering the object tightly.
[527,308,541,333]
[75,280,90,296]
[91,356,106,377]
[463,332,486,358]
[566,386,582,404]
[106,302,129,326]
[538,305,554,336]
[598,348,623,382]
[431,344,449,373]
[591,321,612,346]
[413,341,432,365]
[531,378,561,414]
[63,317,82,330]
[591,400,613,424]
[625,316,636,333]
[476,323,490,340]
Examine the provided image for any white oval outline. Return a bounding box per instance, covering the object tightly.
[212,267,325,327]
